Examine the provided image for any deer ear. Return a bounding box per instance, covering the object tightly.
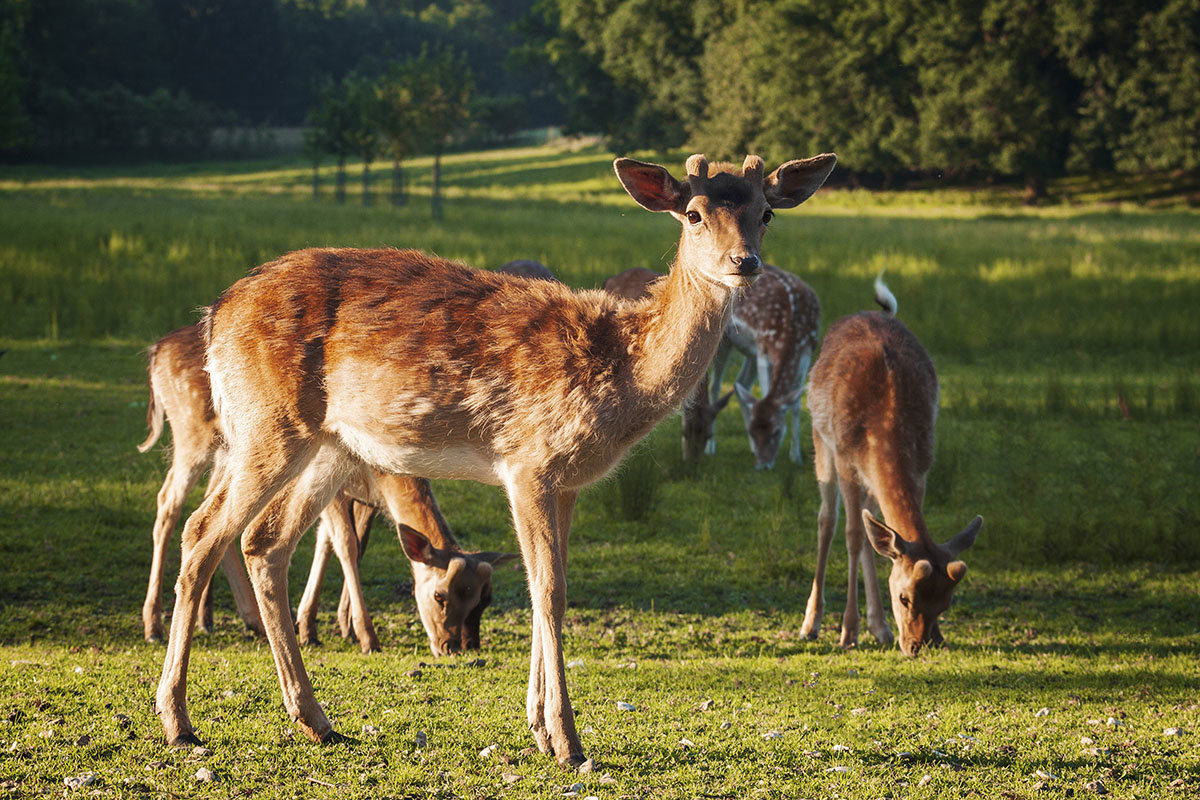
[780,383,805,407]
[862,510,907,560]
[475,551,520,567]
[614,158,690,213]
[943,516,983,557]
[399,524,447,568]
[764,153,837,209]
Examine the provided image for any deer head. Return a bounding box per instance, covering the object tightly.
[735,383,803,470]
[863,510,983,656]
[399,524,518,656]
[614,153,837,289]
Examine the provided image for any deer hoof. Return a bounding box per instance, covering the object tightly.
[166,730,204,748]
[558,751,589,769]
[298,723,335,744]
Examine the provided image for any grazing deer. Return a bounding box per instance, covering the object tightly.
[800,277,982,655]
[720,263,820,469]
[602,267,733,461]
[137,325,263,642]
[154,151,836,767]
[297,471,516,655]
[138,323,510,654]
[497,259,559,282]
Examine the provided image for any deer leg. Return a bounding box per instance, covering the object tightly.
[755,351,772,396]
[217,540,265,637]
[508,479,584,767]
[296,512,335,646]
[156,434,320,746]
[240,443,352,743]
[705,337,733,454]
[324,497,380,653]
[735,354,757,454]
[143,454,210,642]
[198,575,215,634]
[337,500,375,640]
[801,437,838,639]
[859,532,894,645]
[838,479,867,649]
[788,352,812,464]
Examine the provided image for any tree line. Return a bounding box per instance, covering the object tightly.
[0,0,549,162]
[304,46,471,219]
[2,0,1197,197]
[534,0,1200,200]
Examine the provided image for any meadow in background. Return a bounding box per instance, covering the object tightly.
[0,145,1197,797]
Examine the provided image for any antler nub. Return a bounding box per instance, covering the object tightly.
[685,154,709,180]
[741,154,764,181]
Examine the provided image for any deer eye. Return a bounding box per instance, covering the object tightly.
[762,209,774,225]
[686,210,702,225]
[899,595,911,608]
[433,591,447,607]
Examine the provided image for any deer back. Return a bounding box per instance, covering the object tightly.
[808,311,938,514]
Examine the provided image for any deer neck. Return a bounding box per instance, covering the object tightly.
[871,468,932,547]
[630,255,736,413]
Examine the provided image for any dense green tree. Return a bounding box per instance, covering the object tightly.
[902,0,1079,201]
[374,59,421,207]
[407,46,473,220]
[343,73,380,205]
[308,76,358,203]
[1112,0,1200,171]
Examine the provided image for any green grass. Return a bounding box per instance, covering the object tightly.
[1,145,1198,797]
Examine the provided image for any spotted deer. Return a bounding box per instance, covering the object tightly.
[720,263,820,469]
[602,267,733,461]
[154,152,837,767]
[138,323,510,654]
[801,277,982,655]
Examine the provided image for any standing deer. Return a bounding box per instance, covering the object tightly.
[720,263,820,469]
[800,277,982,655]
[138,323,511,654]
[602,266,733,461]
[154,152,836,766]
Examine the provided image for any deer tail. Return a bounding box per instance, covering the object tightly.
[136,343,165,453]
[873,272,898,315]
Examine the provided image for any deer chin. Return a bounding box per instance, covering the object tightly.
[722,269,762,289]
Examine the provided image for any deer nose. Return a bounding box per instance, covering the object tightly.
[440,639,462,655]
[730,253,761,275]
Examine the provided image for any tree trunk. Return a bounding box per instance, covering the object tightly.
[1023,173,1046,205]
[391,159,405,207]
[362,159,371,207]
[311,161,320,201]
[335,156,346,204]
[431,152,443,221]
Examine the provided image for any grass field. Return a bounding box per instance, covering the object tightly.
[1,145,1198,798]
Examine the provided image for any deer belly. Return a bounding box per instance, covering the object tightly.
[327,421,500,485]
